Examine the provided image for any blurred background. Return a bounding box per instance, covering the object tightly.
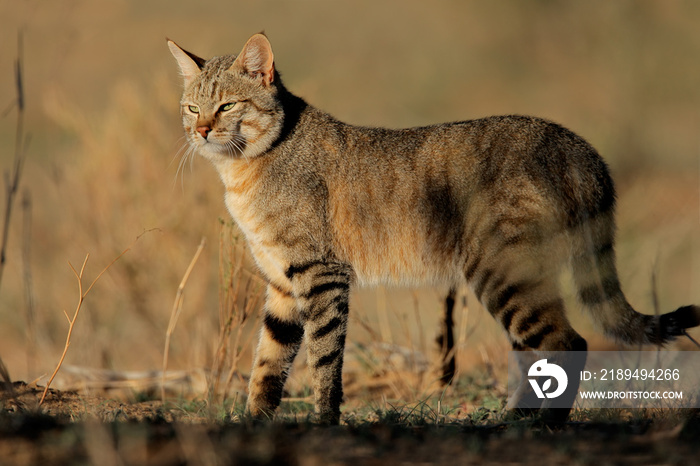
[0,0,698,402]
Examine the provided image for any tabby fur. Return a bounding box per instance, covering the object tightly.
[168,34,700,424]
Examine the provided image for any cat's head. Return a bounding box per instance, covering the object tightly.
[168,34,284,161]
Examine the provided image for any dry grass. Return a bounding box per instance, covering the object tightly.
[208,220,262,408]
[161,236,206,402]
[0,1,697,423]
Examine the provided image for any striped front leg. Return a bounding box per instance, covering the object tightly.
[246,284,304,420]
[287,261,352,425]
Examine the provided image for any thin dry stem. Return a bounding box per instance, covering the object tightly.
[682,330,700,349]
[650,255,661,317]
[22,189,36,377]
[40,245,132,404]
[411,291,426,356]
[0,356,12,394]
[0,31,28,292]
[0,32,28,395]
[161,237,206,402]
[376,286,392,343]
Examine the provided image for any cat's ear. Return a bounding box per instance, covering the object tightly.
[167,39,206,88]
[230,33,275,87]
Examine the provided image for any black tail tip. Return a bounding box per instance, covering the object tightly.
[659,305,700,338]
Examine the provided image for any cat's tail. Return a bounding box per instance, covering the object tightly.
[570,212,700,345]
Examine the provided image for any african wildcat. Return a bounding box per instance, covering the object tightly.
[168,33,699,424]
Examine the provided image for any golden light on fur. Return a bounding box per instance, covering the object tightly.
[169,34,700,425]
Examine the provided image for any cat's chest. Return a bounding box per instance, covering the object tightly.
[220,175,271,244]
[224,190,285,250]
[216,160,294,274]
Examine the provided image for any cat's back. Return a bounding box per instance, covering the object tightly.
[294,112,595,177]
[295,113,605,208]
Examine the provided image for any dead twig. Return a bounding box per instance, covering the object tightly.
[0,31,29,292]
[22,189,36,377]
[0,31,29,392]
[39,246,132,405]
[682,330,700,349]
[161,237,206,402]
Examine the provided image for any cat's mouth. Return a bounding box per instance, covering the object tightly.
[192,134,247,158]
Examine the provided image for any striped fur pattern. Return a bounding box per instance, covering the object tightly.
[168,34,700,423]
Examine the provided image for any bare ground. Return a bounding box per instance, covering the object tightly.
[2,381,700,465]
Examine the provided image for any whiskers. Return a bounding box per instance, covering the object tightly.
[168,134,190,169]
[170,132,249,192]
[171,135,198,193]
[224,133,249,162]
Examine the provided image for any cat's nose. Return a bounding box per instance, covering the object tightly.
[196,126,211,139]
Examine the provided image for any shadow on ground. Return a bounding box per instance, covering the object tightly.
[2,382,699,465]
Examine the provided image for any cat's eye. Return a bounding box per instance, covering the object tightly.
[219,102,236,112]
[187,105,200,114]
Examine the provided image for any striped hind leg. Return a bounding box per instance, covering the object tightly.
[287,261,352,425]
[468,250,587,421]
[493,282,586,421]
[246,284,304,420]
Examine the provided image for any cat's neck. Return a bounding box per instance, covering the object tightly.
[271,87,310,150]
